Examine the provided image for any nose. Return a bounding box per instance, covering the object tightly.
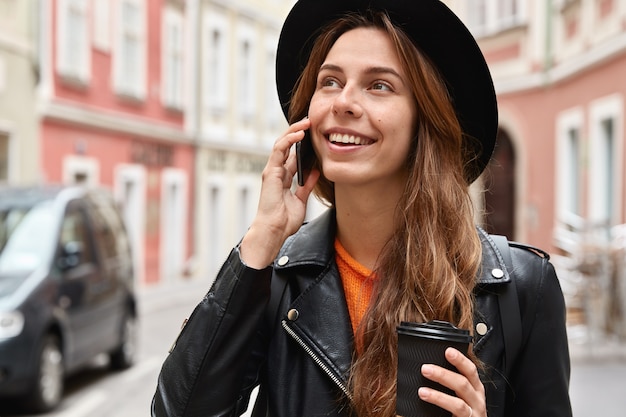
[331,84,363,118]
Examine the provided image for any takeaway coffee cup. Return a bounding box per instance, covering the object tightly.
[396,320,472,417]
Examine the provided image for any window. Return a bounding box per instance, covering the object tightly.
[564,128,582,215]
[60,202,95,267]
[205,179,225,277]
[162,8,184,110]
[237,23,257,126]
[589,95,624,232]
[203,10,229,114]
[114,0,146,98]
[63,155,99,186]
[555,107,584,250]
[238,187,249,239]
[57,0,90,82]
[466,0,526,36]
[160,169,187,281]
[264,37,282,144]
[92,0,111,51]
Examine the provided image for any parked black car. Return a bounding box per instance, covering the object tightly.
[0,185,138,412]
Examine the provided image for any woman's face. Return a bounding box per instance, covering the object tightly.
[308,27,418,189]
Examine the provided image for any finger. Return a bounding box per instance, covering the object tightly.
[445,348,483,392]
[421,363,471,397]
[285,150,298,178]
[418,387,471,417]
[294,168,320,201]
[268,126,310,169]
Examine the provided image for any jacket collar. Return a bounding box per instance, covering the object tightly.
[275,208,510,285]
[274,209,337,269]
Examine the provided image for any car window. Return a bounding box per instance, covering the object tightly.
[59,200,96,267]
[87,193,131,262]
[0,201,57,274]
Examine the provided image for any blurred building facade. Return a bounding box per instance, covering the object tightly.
[3,0,624,290]
[36,0,195,285]
[447,0,626,255]
[187,0,296,280]
[0,0,40,184]
[446,0,626,338]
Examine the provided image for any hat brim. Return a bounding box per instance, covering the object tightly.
[276,0,498,183]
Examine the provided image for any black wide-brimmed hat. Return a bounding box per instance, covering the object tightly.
[276,0,498,183]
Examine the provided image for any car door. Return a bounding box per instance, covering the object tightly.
[83,194,126,352]
[56,199,104,368]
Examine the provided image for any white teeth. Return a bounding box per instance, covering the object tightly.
[329,133,370,145]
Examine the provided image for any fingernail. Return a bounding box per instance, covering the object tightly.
[421,364,433,376]
[418,387,431,399]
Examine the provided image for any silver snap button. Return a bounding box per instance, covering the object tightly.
[278,255,289,266]
[491,268,504,279]
[287,309,299,321]
[476,322,488,336]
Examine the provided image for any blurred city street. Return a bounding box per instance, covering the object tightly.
[2,1,626,416]
[0,276,623,417]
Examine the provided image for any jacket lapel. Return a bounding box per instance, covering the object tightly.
[275,210,354,385]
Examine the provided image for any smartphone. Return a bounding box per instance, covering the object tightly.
[296,130,315,186]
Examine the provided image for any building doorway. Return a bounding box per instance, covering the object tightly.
[483,129,516,240]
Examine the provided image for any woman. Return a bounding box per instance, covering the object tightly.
[152,1,571,416]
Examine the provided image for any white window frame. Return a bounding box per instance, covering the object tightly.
[204,175,228,279]
[263,34,282,147]
[114,164,146,285]
[554,107,585,252]
[113,0,146,99]
[555,107,584,222]
[62,155,99,186]
[588,94,624,229]
[236,22,257,127]
[56,0,90,83]
[236,175,258,239]
[465,0,527,36]
[202,9,229,116]
[162,7,184,110]
[92,0,111,51]
[160,168,188,282]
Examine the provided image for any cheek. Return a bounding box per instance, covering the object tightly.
[308,93,328,119]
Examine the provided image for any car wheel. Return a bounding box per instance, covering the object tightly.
[24,334,64,412]
[109,313,138,370]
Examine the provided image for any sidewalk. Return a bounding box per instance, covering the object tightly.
[567,324,626,363]
[137,276,214,316]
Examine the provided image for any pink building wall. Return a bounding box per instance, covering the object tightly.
[498,54,626,252]
[40,0,193,284]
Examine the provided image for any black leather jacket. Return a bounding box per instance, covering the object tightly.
[152,210,571,417]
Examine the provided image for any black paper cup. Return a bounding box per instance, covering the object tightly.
[396,320,472,417]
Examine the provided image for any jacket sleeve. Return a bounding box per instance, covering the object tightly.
[151,247,273,417]
[508,249,572,417]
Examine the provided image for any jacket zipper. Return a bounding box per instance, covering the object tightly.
[281,320,353,401]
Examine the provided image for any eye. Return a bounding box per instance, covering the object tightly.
[320,77,341,88]
[371,81,392,92]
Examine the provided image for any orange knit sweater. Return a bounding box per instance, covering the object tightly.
[334,238,377,337]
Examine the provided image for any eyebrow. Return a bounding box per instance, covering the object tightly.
[319,63,403,79]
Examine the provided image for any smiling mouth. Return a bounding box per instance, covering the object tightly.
[328,133,375,146]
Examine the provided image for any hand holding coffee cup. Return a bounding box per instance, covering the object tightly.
[396,320,472,417]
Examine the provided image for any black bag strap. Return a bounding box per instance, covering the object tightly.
[253,273,288,417]
[491,234,522,375]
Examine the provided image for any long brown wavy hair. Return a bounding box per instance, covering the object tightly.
[288,11,482,417]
